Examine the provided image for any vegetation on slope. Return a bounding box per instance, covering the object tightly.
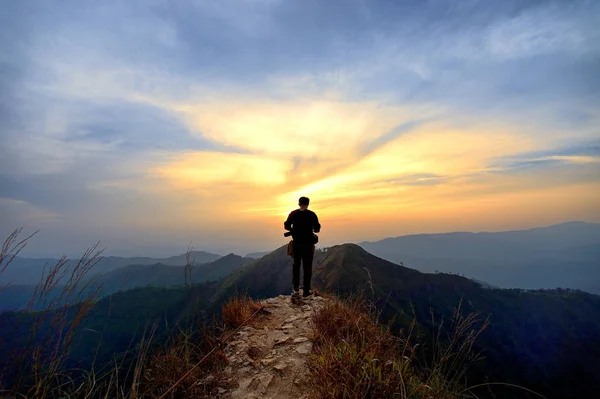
[216,243,600,398]
[309,294,491,399]
[2,228,599,398]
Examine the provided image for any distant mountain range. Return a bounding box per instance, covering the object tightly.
[0,250,223,286]
[244,251,272,259]
[93,253,254,293]
[359,222,600,294]
[0,254,252,311]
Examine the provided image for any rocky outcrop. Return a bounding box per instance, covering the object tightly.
[218,295,328,399]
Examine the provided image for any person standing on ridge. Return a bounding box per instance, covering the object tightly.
[284,196,321,298]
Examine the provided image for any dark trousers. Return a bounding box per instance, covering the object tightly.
[292,241,314,294]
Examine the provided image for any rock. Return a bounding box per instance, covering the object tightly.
[247,373,274,394]
[238,377,254,390]
[293,337,309,343]
[281,324,295,330]
[274,363,287,372]
[261,358,278,366]
[284,315,301,323]
[217,387,227,394]
[295,342,312,355]
[267,330,289,345]
[258,373,274,388]
[294,376,307,385]
[247,346,263,359]
[274,336,294,346]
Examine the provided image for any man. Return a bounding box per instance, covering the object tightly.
[284,196,321,298]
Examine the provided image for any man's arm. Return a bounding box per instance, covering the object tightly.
[284,211,294,231]
[313,213,321,233]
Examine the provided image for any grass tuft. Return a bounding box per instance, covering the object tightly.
[309,295,488,399]
[221,293,262,329]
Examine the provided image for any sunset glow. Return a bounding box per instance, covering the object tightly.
[1,0,598,256]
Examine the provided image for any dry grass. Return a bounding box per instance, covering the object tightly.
[0,228,39,294]
[140,323,229,399]
[0,231,258,398]
[0,228,105,397]
[184,242,195,288]
[221,293,263,329]
[309,295,420,399]
[309,295,488,399]
[139,293,265,398]
[422,300,490,395]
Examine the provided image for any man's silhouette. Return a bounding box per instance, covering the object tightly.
[284,196,321,297]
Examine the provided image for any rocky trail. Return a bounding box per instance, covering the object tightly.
[217,294,328,399]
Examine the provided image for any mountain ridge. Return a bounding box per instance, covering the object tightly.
[358,221,600,293]
[0,254,253,311]
[0,250,223,286]
[213,242,600,398]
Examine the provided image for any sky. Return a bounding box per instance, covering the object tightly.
[1,0,599,257]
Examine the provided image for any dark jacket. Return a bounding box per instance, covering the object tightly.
[284,209,321,244]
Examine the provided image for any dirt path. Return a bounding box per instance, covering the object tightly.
[218,295,327,399]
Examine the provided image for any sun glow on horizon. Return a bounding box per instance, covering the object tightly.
[143,95,600,239]
[2,0,599,255]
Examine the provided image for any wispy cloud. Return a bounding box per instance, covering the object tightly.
[1,0,599,255]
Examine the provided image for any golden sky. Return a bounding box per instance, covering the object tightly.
[139,94,600,251]
[2,0,599,256]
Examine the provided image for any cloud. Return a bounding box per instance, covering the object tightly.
[489,143,600,171]
[1,0,599,255]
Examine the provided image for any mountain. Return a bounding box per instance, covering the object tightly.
[0,250,223,286]
[0,283,221,383]
[215,243,600,399]
[3,238,600,397]
[359,222,600,293]
[0,254,252,311]
[93,253,254,294]
[244,250,273,259]
[215,246,326,302]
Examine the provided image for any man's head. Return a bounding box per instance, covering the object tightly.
[298,196,310,211]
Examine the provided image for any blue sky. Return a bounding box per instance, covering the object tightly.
[0,0,599,257]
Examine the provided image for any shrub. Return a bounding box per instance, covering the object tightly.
[221,293,262,329]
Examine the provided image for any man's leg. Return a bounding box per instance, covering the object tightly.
[292,243,302,293]
[302,245,314,296]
